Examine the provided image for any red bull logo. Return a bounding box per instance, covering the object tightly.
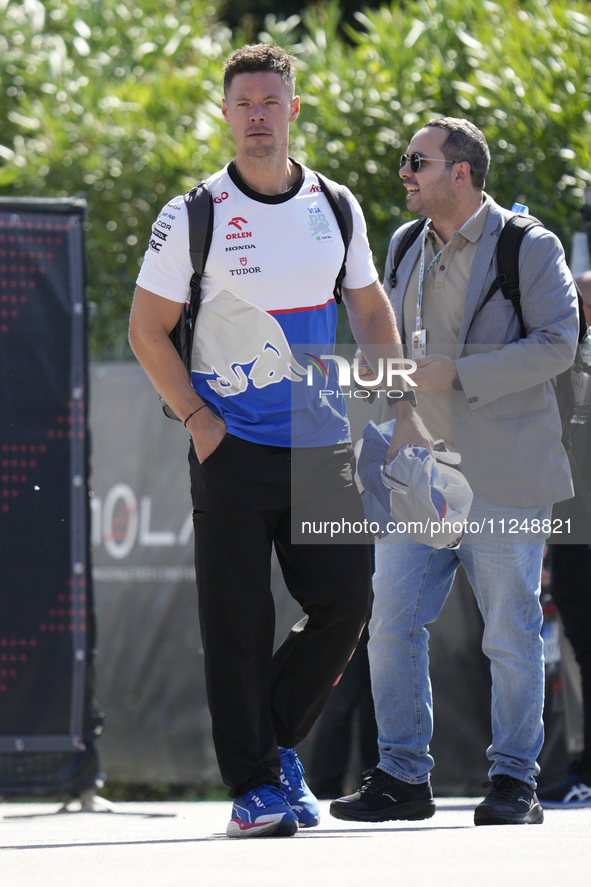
[191,291,307,397]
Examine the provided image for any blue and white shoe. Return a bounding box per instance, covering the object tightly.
[537,767,591,808]
[226,784,298,838]
[279,747,321,828]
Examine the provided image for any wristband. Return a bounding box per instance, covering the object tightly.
[183,404,207,427]
[387,390,417,408]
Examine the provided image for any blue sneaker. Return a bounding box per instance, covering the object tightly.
[279,747,321,828]
[226,784,298,838]
[537,767,591,808]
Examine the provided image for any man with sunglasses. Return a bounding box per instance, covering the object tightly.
[330,117,579,826]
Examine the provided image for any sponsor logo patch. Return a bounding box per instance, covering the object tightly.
[226,231,252,240]
[192,291,307,397]
[308,212,333,241]
[226,218,252,241]
[229,266,260,276]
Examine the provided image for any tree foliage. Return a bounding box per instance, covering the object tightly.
[1,0,590,355]
[0,0,234,355]
[218,0,384,40]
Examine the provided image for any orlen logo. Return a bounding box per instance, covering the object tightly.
[214,191,229,204]
[310,184,323,193]
[227,217,252,240]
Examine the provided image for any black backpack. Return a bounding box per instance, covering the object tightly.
[161,172,354,421]
[389,213,589,451]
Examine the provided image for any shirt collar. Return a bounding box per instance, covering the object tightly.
[426,193,491,246]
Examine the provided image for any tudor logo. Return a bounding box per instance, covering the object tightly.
[228,217,248,230]
[240,256,247,266]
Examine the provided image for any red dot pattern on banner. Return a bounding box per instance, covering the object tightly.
[0,397,86,514]
[0,216,86,692]
[0,217,85,510]
[1,443,47,512]
[0,219,67,336]
[0,583,87,693]
[0,423,88,687]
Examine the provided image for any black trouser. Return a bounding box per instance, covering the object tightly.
[307,624,379,798]
[189,434,372,798]
[549,544,591,772]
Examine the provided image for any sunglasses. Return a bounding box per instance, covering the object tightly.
[399,153,459,173]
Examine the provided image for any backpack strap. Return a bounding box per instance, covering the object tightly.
[573,280,589,343]
[315,172,353,304]
[166,181,214,375]
[184,182,214,317]
[494,215,542,337]
[163,182,213,394]
[477,214,588,344]
[389,218,427,287]
[473,214,541,338]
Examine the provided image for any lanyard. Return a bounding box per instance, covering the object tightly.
[416,221,443,331]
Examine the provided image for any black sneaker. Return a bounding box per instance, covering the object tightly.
[329,767,436,823]
[474,775,544,825]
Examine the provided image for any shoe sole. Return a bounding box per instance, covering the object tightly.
[474,804,544,826]
[226,817,299,838]
[296,815,321,828]
[329,799,436,823]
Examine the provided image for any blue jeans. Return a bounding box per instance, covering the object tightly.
[368,495,551,788]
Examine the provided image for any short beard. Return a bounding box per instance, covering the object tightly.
[244,144,277,159]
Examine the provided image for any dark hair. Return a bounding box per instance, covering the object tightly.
[223,44,297,97]
[425,117,490,189]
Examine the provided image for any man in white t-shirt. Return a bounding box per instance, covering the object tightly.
[129,43,428,839]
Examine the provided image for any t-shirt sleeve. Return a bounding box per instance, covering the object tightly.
[341,188,379,290]
[135,196,194,303]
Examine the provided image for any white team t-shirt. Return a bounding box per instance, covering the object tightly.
[137,162,378,446]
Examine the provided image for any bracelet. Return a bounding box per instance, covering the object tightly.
[183,404,207,427]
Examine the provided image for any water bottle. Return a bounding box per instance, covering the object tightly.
[571,332,591,424]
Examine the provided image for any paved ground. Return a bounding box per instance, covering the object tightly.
[1,798,589,887]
